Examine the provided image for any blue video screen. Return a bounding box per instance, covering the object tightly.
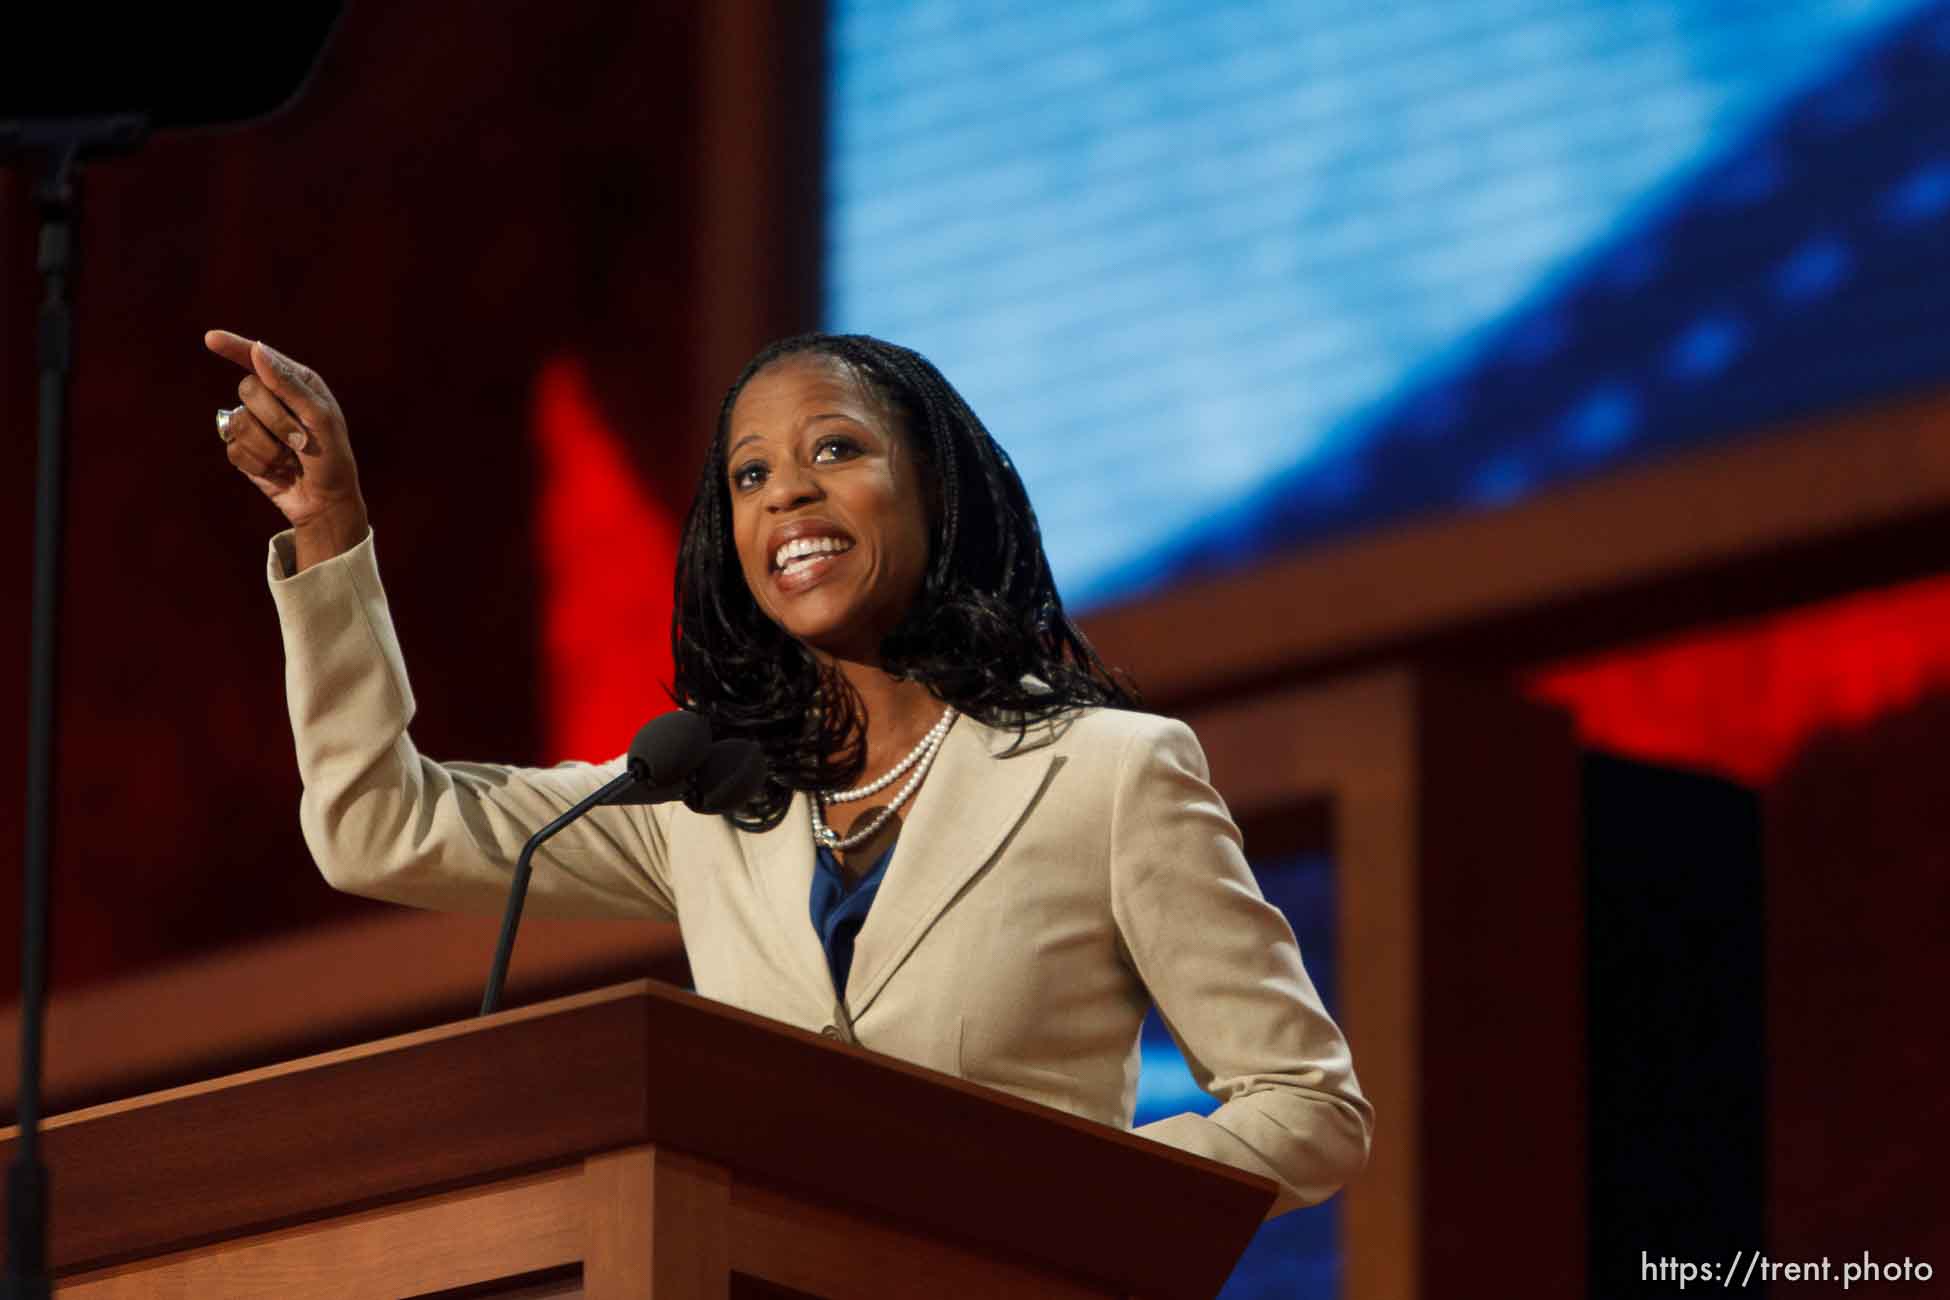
[828,0,1950,611]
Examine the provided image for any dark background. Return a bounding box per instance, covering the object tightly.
[0,1,819,992]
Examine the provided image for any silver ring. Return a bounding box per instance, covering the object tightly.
[216,408,235,444]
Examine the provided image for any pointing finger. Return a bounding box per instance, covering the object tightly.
[204,329,255,369]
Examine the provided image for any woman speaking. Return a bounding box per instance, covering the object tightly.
[206,328,1371,1217]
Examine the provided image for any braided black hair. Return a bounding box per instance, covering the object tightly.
[671,332,1139,830]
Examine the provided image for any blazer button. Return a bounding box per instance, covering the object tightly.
[821,1024,842,1039]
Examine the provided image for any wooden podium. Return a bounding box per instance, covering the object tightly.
[0,980,1273,1298]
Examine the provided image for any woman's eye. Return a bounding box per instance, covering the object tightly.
[814,437,860,463]
[731,462,766,491]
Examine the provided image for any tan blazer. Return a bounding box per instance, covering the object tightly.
[270,530,1371,1216]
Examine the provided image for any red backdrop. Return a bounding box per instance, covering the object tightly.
[0,0,821,998]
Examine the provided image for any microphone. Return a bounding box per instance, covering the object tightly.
[478,712,714,1015]
[622,710,714,791]
[689,739,769,812]
[611,737,769,812]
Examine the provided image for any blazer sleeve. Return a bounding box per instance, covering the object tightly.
[267,528,678,922]
[1111,717,1373,1218]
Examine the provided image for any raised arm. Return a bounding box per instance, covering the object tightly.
[209,330,677,921]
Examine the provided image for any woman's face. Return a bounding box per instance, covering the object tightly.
[725,354,932,662]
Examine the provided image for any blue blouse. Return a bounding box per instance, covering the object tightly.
[808,838,897,998]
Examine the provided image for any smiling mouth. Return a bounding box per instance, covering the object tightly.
[773,537,855,575]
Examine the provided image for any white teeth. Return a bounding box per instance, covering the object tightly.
[774,536,853,571]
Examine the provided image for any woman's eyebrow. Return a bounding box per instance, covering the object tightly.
[729,413,865,460]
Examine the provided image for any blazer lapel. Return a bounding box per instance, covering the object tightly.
[843,714,1058,1020]
[742,789,841,1014]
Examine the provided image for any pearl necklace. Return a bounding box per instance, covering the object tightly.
[810,708,957,851]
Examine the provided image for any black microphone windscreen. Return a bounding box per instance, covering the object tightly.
[3,8,344,128]
[687,740,769,814]
[627,711,713,788]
